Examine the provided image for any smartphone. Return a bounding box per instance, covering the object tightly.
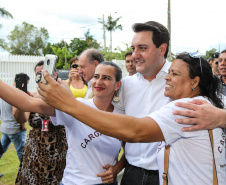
[15,73,28,93]
[36,54,58,84]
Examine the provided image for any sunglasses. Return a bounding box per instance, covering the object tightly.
[189,52,203,73]
[71,64,79,69]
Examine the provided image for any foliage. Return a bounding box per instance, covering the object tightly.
[52,47,72,69]
[7,22,49,55]
[0,38,7,49]
[84,29,100,49]
[44,40,68,55]
[0,7,13,50]
[167,52,176,62]
[69,38,89,57]
[0,8,13,19]
[44,31,100,69]
[98,14,122,52]
[69,30,100,57]
[204,48,217,60]
[101,43,132,61]
[43,43,55,55]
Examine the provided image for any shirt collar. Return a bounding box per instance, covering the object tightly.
[136,59,171,81]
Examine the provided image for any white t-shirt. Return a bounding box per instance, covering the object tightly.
[149,96,226,185]
[113,60,171,170]
[51,98,122,185]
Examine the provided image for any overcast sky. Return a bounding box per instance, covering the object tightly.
[0,0,226,55]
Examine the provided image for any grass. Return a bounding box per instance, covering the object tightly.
[0,121,31,185]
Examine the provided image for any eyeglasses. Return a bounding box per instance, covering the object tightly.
[189,52,203,73]
[70,64,79,69]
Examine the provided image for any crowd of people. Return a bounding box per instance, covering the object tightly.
[0,20,225,185]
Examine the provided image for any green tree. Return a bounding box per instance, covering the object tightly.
[8,22,49,55]
[69,38,89,57]
[43,43,55,55]
[204,48,217,60]
[44,40,68,56]
[99,14,122,52]
[52,45,72,69]
[0,7,13,49]
[69,30,100,57]
[101,43,131,61]
[84,29,100,49]
[46,40,71,69]
[0,7,13,19]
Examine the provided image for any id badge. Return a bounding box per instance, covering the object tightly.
[42,120,49,131]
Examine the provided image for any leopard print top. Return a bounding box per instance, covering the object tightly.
[15,112,68,185]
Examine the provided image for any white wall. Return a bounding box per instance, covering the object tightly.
[112,59,129,78]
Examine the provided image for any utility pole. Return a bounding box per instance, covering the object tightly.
[64,40,67,69]
[102,14,106,49]
[167,0,172,62]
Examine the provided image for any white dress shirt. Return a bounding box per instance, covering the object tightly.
[114,60,171,170]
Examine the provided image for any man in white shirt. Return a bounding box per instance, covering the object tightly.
[37,21,171,185]
[111,21,170,185]
[78,48,104,99]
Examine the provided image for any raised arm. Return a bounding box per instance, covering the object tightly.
[38,71,164,143]
[0,79,55,116]
[173,99,226,131]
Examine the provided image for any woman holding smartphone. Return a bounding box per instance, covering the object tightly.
[66,57,88,98]
[0,61,125,185]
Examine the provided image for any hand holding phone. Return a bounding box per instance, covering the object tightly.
[36,54,58,84]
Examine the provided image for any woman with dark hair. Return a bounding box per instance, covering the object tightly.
[35,54,225,185]
[0,61,124,185]
[66,57,88,98]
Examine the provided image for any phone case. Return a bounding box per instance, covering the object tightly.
[15,73,28,93]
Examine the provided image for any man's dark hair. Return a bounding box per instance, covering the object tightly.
[132,21,170,58]
[34,60,44,72]
[221,49,226,54]
[125,50,133,59]
[81,48,104,64]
